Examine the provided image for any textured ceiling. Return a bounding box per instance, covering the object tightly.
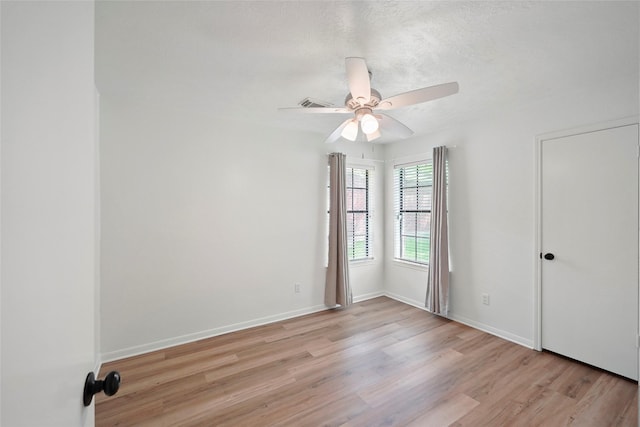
[95,1,639,144]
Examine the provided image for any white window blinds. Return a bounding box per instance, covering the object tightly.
[393,161,433,264]
[327,166,373,261]
[346,167,372,260]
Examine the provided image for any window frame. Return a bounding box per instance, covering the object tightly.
[345,166,372,261]
[393,160,433,266]
[327,164,374,262]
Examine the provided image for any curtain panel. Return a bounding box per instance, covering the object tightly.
[426,146,449,315]
[325,152,352,308]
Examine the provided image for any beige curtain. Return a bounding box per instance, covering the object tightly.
[325,152,352,308]
[426,146,449,315]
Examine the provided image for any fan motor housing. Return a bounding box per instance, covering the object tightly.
[345,88,381,110]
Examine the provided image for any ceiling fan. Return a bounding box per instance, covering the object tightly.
[279,57,459,143]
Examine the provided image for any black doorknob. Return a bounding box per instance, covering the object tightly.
[543,253,555,260]
[83,371,121,406]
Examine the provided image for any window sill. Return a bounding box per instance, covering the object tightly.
[392,259,429,272]
[350,258,376,268]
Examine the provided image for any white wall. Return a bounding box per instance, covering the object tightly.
[100,74,638,360]
[99,3,638,361]
[1,1,97,425]
[100,98,385,359]
[384,75,639,347]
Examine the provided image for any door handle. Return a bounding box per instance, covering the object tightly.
[542,253,555,260]
[83,371,121,406]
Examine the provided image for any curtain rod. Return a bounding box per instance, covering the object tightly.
[326,153,385,163]
[389,145,457,162]
[329,145,456,163]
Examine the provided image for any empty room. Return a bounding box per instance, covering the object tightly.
[2,1,639,426]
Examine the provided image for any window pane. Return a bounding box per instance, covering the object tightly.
[346,169,353,188]
[402,212,417,235]
[416,237,429,263]
[353,212,367,234]
[403,236,416,260]
[417,186,432,210]
[417,213,430,237]
[346,188,353,211]
[352,188,367,211]
[417,163,432,186]
[403,167,417,187]
[346,212,354,234]
[402,188,417,210]
[352,169,367,188]
[352,236,368,259]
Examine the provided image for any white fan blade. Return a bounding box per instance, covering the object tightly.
[325,119,353,143]
[366,130,381,142]
[279,106,351,114]
[376,82,459,110]
[377,113,414,139]
[345,57,371,106]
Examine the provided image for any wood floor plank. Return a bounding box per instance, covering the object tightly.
[341,364,465,427]
[382,321,465,360]
[211,351,387,426]
[96,297,638,427]
[151,373,297,427]
[546,356,601,400]
[357,347,464,408]
[406,393,480,427]
[286,335,398,379]
[568,373,638,426]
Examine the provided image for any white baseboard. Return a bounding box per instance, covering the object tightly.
[447,313,534,349]
[383,291,428,311]
[383,291,534,349]
[102,290,532,362]
[101,303,327,363]
[353,291,385,303]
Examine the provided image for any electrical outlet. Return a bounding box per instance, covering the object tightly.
[482,293,490,305]
[294,283,301,293]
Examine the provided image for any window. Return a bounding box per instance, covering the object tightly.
[393,161,433,264]
[346,167,371,260]
[327,166,373,261]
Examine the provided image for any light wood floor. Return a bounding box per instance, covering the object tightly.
[96,297,638,426]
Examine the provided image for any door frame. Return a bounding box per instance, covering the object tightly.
[533,116,640,352]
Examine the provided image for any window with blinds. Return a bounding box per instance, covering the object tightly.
[393,161,433,265]
[327,166,373,261]
[346,167,371,260]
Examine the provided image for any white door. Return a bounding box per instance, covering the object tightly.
[541,124,639,380]
[1,2,98,425]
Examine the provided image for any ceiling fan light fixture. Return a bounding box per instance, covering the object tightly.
[279,57,459,144]
[341,120,359,141]
[360,113,379,134]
